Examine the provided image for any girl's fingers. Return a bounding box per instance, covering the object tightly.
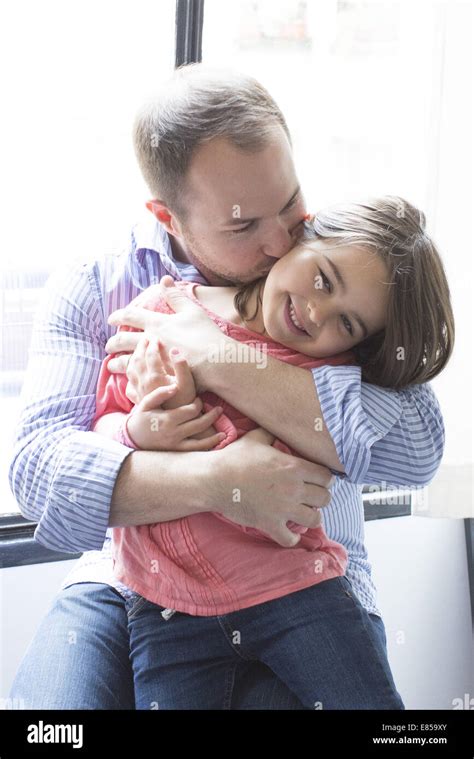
[169,349,193,386]
[139,384,178,412]
[166,398,204,424]
[178,407,224,437]
[176,432,226,452]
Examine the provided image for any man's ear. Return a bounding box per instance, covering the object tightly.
[146,200,182,237]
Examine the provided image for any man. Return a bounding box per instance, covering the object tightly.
[8,64,444,709]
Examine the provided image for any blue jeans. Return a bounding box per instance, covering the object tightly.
[9,579,403,710]
[126,576,404,710]
[5,581,338,709]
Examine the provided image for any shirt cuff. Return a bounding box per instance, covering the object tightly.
[312,364,402,484]
[34,431,133,552]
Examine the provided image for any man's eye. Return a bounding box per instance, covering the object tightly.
[284,196,299,211]
[341,315,354,335]
[230,221,255,235]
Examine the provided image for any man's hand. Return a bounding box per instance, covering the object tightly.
[210,428,335,548]
[106,276,222,388]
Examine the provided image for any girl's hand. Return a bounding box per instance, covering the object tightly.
[126,388,225,452]
[125,335,196,408]
[124,334,224,451]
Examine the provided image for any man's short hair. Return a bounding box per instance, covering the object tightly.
[133,63,292,217]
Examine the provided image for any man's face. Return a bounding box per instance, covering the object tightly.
[169,131,307,285]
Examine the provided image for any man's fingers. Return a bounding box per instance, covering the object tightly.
[108,306,151,329]
[295,456,336,490]
[107,354,132,374]
[125,382,140,405]
[157,340,174,375]
[310,509,322,528]
[161,275,201,314]
[169,348,193,385]
[134,335,149,361]
[270,527,301,549]
[105,331,142,355]
[241,427,276,446]
[300,482,333,509]
[159,275,175,289]
[289,505,322,530]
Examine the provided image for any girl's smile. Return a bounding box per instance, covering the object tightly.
[260,239,391,358]
[284,296,311,336]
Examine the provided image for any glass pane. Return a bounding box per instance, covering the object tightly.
[202,0,441,212]
[202,0,473,500]
[0,0,175,515]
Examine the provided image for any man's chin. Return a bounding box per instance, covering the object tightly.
[206,270,270,287]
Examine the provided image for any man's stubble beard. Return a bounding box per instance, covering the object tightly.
[178,227,269,287]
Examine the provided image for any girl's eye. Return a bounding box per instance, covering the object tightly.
[316,270,332,292]
[341,315,353,336]
[230,221,255,235]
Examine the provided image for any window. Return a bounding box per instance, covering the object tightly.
[0,0,176,516]
[203,0,441,210]
[1,0,471,559]
[203,0,473,518]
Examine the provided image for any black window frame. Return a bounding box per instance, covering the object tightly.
[1,0,472,632]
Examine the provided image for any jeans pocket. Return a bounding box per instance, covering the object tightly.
[126,592,153,621]
[337,575,358,605]
[126,591,169,622]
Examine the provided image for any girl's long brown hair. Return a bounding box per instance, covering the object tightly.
[235,196,455,390]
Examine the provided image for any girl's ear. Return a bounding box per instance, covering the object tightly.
[146,200,182,237]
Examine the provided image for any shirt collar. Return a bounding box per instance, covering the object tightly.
[132,212,208,284]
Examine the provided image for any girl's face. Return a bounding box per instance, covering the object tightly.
[261,239,390,357]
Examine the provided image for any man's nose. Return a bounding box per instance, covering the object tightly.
[260,222,293,260]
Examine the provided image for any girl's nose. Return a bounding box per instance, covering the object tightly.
[307,300,323,327]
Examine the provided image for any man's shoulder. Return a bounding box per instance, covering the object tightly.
[55,215,168,288]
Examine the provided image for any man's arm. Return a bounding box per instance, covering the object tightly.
[194,353,343,470]
[8,262,132,553]
[109,428,332,548]
[311,364,445,487]
[194,354,445,487]
[106,286,445,487]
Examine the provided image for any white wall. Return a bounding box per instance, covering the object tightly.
[0,559,77,701]
[365,515,473,709]
[1,516,472,708]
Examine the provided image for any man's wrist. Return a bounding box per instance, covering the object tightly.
[192,335,233,394]
[187,447,227,514]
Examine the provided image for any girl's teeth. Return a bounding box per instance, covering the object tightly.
[289,303,303,330]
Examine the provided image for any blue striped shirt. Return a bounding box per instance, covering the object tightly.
[8,214,445,615]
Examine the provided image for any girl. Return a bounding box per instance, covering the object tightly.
[93,196,454,709]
